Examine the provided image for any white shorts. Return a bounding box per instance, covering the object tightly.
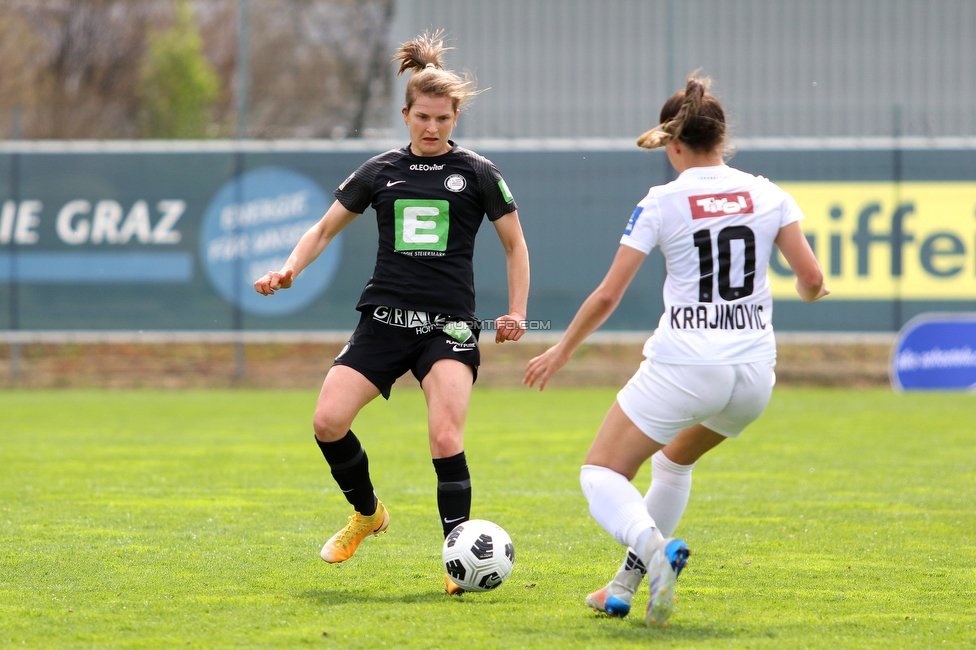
[616,358,776,445]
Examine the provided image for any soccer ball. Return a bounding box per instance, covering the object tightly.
[442,519,515,592]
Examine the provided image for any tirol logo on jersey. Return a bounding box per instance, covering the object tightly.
[394,199,450,252]
[444,320,473,343]
[689,192,754,219]
[498,179,514,203]
[444,174,466,192]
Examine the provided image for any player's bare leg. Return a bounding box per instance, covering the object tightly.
[422,358,475,594]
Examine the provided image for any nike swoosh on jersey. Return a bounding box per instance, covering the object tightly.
[386,180,406,187]
[452,345,473,352]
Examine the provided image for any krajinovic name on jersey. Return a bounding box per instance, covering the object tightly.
[669,303,767,331]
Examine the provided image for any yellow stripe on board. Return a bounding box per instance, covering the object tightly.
[771,182,976,300]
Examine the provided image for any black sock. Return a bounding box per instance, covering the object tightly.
[433,452,471,537]
[316,431,377,516]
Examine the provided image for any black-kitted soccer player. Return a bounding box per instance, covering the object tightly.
[254,30,530,595]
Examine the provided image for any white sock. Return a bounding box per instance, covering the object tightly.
[610,451,695,582]
[643,450,695,537]
[580,464,658,549]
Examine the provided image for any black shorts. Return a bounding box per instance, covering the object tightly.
[333,306,481,399]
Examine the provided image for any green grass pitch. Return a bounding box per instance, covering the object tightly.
[1,387,974,648]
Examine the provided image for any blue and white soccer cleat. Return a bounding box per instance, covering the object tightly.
[644,538,690,627]
[585,548,647,618]
[586,586,632,617]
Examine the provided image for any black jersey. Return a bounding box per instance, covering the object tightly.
[335,141,517,319]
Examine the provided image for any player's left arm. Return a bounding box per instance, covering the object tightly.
[492,210,530,344]
[775,221,830,302]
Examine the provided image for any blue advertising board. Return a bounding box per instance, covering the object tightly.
[198,166,340,316]
[890,313,976,391]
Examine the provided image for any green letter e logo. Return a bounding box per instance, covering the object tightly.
[395,199,450,252]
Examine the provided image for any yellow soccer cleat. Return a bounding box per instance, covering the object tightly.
[320,500,390,563]
[444,572,465,596]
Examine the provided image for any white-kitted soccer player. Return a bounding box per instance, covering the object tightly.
[523,72,829,626]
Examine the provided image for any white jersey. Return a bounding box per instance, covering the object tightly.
[621,165,804,364]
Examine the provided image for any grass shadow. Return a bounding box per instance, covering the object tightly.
[299,587,455,606]
[581,612,740,642]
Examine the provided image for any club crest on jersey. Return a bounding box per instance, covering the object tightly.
[445,174,466,192]
[689,192,754,219]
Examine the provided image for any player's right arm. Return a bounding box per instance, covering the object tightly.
[523,244,646,390]
[254,200,359,295]
[774,221,829,302]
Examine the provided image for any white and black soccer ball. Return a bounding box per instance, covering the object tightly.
[442,519,515,592]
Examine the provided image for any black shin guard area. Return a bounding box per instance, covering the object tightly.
[317,431,376,516]
[433,452,471,537]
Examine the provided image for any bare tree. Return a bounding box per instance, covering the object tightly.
[244,0,394,138]
[18,0,166,138]
[0,0,393,140]
[348,0,394,138]
[0,3,54,137]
